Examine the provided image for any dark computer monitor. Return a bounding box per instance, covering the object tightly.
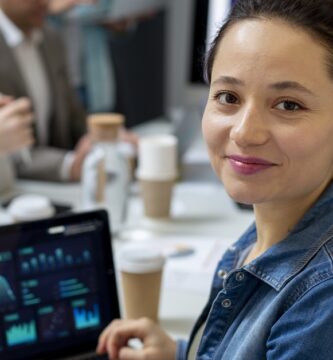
[190,0,235,84]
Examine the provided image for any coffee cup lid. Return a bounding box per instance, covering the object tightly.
[119,245,165,274]
[8,194,55,222]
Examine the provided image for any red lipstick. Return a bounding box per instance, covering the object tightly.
[227,155,276,175]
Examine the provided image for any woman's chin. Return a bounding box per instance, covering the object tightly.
[225,187,260,205]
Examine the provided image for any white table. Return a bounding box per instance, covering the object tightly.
[13,179,254,340]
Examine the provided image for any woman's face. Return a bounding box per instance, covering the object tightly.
[203,19,333,205]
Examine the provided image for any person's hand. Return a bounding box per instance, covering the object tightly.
[0,97,34,156]
[48,0,97,14]
[96,318,177,360]
[70,134,92,181]
[119,128,139,149]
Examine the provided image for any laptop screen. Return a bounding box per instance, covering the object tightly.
[0,210,120,360]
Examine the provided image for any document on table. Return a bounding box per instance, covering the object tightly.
[161,236,234,294]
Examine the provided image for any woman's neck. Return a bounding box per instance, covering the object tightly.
[244,183,330,265]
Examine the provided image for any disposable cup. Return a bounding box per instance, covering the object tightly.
[136,135,178,181]
[119,246,165,322]
[139,178,174,218]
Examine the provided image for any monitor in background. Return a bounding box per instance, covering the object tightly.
[0,210,119,360]
[191,0,235,84]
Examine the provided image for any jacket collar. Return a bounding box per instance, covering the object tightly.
[235,182,333,291]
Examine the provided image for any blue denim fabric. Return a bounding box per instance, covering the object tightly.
[177,182,333,359]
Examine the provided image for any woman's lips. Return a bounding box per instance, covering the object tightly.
[226,155,277,175]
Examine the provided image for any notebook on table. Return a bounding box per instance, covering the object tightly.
[0,210,119,360]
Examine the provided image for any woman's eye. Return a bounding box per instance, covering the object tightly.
[275,100,302,111]
[216,92,239,105]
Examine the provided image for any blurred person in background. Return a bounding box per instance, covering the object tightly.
[0,0,89,182]
[48,0,158,115]
[48,0,115,113]
[0,94,34,194]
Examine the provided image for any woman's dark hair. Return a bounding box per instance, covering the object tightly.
[204,0,333,83]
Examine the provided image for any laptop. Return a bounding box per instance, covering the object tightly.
[0,210,120,360]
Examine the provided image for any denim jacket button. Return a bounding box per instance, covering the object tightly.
[222,299,232,308]
[235,272,245,282]
[218,269,228,279]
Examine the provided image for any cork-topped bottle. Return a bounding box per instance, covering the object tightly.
[81,113,130,232]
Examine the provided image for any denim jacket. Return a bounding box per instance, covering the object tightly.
[177,182,333,360]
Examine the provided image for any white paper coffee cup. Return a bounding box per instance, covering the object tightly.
[136,134,178,181]
[119,246,165,321]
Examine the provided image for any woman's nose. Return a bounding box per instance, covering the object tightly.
[230,106,270,147]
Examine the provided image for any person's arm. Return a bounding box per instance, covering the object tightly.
[0,97,34,156]
[266,277,333,359]
[13,138,91,182]
[96,318,177,360]
[13,146,68,182]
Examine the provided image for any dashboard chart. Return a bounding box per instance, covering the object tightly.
[72,298,101,330]
[0,232,105,353]
[4,311,37,347]
[19,240,92,276]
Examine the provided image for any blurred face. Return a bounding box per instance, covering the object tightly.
[202,19,333,206]
[0,0,48,33]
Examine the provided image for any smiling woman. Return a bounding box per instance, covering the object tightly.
[96,1,333,360]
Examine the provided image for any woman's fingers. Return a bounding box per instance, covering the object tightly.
[97,318,154,359]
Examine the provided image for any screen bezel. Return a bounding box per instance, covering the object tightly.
[0,210,120,360]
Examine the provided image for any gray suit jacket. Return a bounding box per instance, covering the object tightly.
[0,26,86,182]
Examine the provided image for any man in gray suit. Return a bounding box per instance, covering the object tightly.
[0,0,90,182]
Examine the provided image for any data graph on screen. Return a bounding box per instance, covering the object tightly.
[4,312,37,347]
[19,241,92,276]
[72,298,100,330]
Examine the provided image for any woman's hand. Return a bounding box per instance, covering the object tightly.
[0,97,34,156]
[96,318,177,360]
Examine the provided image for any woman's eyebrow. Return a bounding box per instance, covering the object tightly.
[212,76,245,87]
[212,77,316,97]
[269,81,315,95]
